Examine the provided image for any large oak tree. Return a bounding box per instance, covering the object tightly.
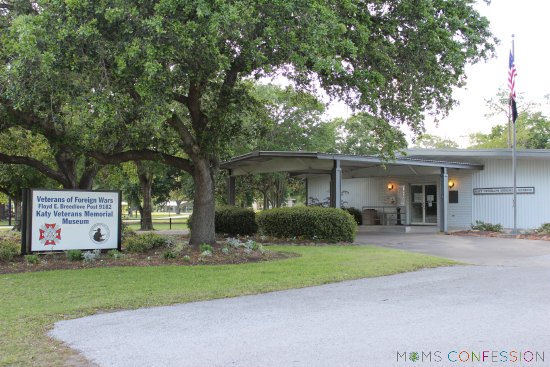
[1,0,496,245]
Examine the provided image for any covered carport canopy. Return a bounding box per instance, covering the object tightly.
[220,151,484,232]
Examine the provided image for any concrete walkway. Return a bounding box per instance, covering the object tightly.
[50,233,550,367]
[354,230,550,266]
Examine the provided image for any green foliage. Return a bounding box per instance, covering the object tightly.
[336,113,407,159]
[124,233,168,253]
[257,207,357,242]
[343,207,363,225]
[107,249,124,259]
[536,223,550,234]
[121,223,137,240]
[1,0,496,245]
[65,250,83,262]
[215,207,258,236]
[413,134,458,149]
[471,220,503,232]
[199,243,213,253]
[0,235,20,262]
[182,255,191,263]
[162,250,177,260]
[24,254,40,265]
[469,91,550,150]
[189,207,258,236]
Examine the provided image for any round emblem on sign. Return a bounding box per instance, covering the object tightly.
[90,223,110,244]
[39,223,62,246]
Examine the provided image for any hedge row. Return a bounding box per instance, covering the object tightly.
[188,206,258,236]
[257,207,357,242]
[189,206,358,242]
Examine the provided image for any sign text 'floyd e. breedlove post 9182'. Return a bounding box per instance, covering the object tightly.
[22,189,121,253]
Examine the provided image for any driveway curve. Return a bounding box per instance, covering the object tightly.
[51,234,550,367]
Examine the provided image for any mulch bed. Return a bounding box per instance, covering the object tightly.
[0,239,299,274]
[450,230,550,241]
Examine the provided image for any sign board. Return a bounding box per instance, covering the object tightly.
[24,189,121,253]
[473,187,535,195]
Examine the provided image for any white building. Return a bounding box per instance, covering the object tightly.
[222,149,550,231]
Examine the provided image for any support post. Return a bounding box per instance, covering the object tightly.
[440,167,449,233]
[330,160,342,208]
[227,171,236,206]
[305,178,309,206]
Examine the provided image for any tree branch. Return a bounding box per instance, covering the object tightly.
[166,113,197,155]
[78,158,102,190]
[90,149,193,173]
[0,152,69,186]
[171,93,188,105]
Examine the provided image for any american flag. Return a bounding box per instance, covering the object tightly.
[508,50,518,123]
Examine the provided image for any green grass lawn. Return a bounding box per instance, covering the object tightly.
[0,245,456,366]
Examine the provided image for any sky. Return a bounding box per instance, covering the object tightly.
[327,0,550,147]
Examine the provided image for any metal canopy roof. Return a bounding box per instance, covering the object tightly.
[221,151,484,177]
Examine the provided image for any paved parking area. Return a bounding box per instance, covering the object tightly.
[355,231,550,266]
[51,234,550,367]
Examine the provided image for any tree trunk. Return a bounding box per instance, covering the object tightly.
[175,200,182,215]
[136,162,154,231]
[14,200,22,231]
[189,157,216,246]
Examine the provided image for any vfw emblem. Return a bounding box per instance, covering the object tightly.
[39,223,62,246]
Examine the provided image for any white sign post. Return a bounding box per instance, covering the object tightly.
[24,189,121,253]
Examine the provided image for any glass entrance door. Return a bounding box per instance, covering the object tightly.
[410,184,437,224]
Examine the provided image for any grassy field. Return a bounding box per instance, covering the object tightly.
[0,245,456,366]
[123,212,190,230]
[124,220,188,231]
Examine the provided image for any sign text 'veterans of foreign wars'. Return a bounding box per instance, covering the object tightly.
[30,190,120,252]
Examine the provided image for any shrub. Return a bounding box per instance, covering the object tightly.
[24,254,40,265]
[188,207,258,236]
[83,249,101,262]
[257,207,357,242]
[200,243,213,253]
[182,255,191,263]
[162,250,177,259]
[0,235,20,262]
[66,250,83,261]
[125,233,168,253]
[107,249,124,259]
[536,223,550,234]
[343,207,362,225]
[471,220,503,232]
[122,223,137,240]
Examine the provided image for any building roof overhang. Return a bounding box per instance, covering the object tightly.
[221,150,484,177]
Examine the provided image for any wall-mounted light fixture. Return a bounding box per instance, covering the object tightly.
[387,183,395,191]
[448,180,455,189]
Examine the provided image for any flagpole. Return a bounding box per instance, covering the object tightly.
[512,35,517,234]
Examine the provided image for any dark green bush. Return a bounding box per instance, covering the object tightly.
[0,235,20,262]
[188,207,258,236]
[343,207,362,225]
[65,249,83,261]
[257,207,357,242]
[471,220,503,232]
[124,233,168,253]
[24,254,40,264]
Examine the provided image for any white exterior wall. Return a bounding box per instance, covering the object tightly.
[472,158,550,229]
[308,175,444,225]
[447,170,473,229]
[306,156,550,230]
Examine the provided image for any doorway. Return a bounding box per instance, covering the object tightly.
[410,184,437,225]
